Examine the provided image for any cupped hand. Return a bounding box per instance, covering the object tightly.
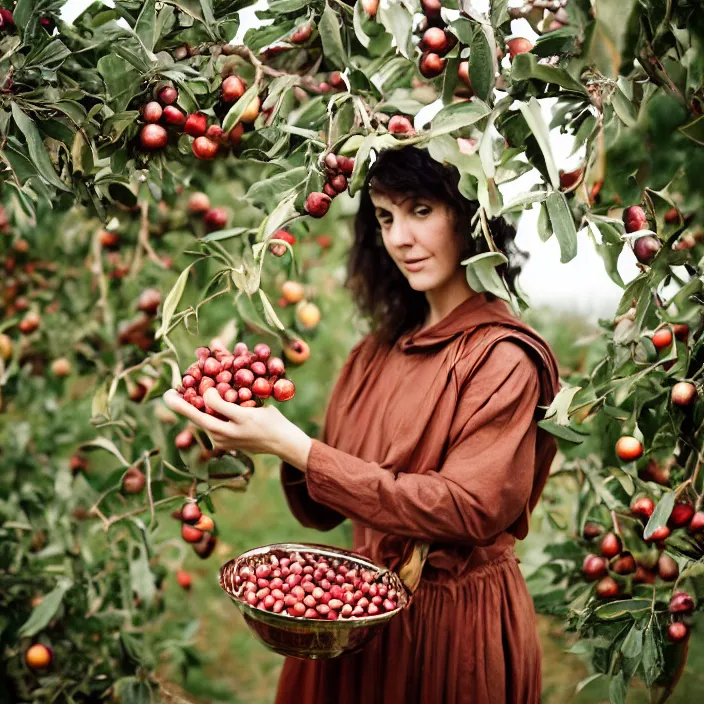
[163,388,312,470]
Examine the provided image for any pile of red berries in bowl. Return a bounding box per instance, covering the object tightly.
[174,340,295,415]
[219,543,409,659]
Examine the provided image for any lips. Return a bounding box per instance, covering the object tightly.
[403,257,427,264]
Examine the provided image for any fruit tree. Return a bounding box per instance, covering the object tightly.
[0,0,703,701]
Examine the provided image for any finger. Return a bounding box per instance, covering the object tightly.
[162,389,230,434]
[203,387,249,422]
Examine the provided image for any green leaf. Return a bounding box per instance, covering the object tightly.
[545,191,578,263]
[462,251,510,301]
[490,0,509,29]
[469,26,494,102]
[537,200,553,242]
[610,87,637,127]
[130,539,156,606]
[135,0,157,52]
[621,622,643,659]
[594,599,652,620]
[428,99,491,137]
[81,437,130,467]
[348,133,400,195]
[377,0,413,59]
[319,1,349,70]
[544,385,582,425]
[679,115,704,146]
[642,624,662,687]
[200,227,250,243]
[609,671,627,704]
[587,220,625,288]
[18,578,72,637]
[538,418,589,443]
[518,98,559,189]
[259,290,286,331]
[511,53,588,95]
[222,81,261,133]
[10,105,70,192]
[156,264,194,339]
[643,491,675,539]
[246,167,307,207]
[353,0,372,48]
[96,55,141,113]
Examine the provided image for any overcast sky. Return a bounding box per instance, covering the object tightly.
[60,0,627,319]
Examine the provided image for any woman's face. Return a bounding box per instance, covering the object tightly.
[370,189,465,293]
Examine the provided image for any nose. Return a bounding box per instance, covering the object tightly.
[386,215,414,249]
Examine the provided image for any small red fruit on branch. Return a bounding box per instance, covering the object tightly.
[139,124,168,149]
[175,429,195,450]
[283,338,310,365]
[137,288,161,316]
[182,523,204,543]
[669,592,694,615]
[671,381,697,407]
[142,101,163,123]
[184,112,207,137]
[633,236,661,264]
[669,502,694,527]
[645,525,670,542]
[188,192,210,213]
[657,553,679,581]
[304,192,332,218]
[582,554,607,581]
[181,502,202,524]
[290,23,312,44]
[583,521,603,539]
[667,622,689,643]
[630,495,655,518]
[163,105,186,125]
[689,511,704,533]
[361,0,379,16]
[507,38,534,59]
[421,27,449,55]
[599,532,621,558]
[194,514,215,532]
[204,207,228,230]
[177,569,192,590]
[419,51,446,78]
[122,467,146,494]
[651,328,673,350]
[159,86,178,105]
[222,75,246,102]
[192,136,219,160]
[388,115,415,135]
[595,576,619,599]
[615,435,643,462]
[622,205,648,233]
[25,644,53,670]
[611,554,636,575]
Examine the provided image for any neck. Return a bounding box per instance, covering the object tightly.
[423,270,476,329]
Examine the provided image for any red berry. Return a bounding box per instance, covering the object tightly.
[290,23,312,44]
[600,532,621,558]
[633,236,661,264]
[267,357,285,376]
[631,496,655,518]
[182,523,204,543]
[177,569,192,589]
[304,192,332,218]
[421,28,449,55]
[595,576,619,598]
[388,115,415,135]
[330,174,348,193]
[623,205,648,233]
[163,105,186,125]
[139,124,168,149]
[652,328,673,350]
[689,511,704,533]
[615,436,642,462]
[181,502,201,524]
[143,101,163,123]
[175,429,194,449]
[646,525,670,542]
[671,382,697,407]
[252,377,272,398]
[122,467,145,494]
[204,208,228,230]
[657,553,679,581]
[667,622,689,643]
[273,378,296,402]
[235,369,254,387]
[670,503,695,527]
[159,87,178,105]
[192,136,218,160]
[222,75,246,102]
[669,591,694,614]
[582,554,607,581]
[184,112,207,137]
[507,38,534,59]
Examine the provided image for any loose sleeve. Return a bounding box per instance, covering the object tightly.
[304,341,541,545]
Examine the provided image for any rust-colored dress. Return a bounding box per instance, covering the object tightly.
[275,293,561,704]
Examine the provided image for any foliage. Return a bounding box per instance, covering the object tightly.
[0,0,703,701]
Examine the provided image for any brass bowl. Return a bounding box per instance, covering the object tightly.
[219,542,409,660]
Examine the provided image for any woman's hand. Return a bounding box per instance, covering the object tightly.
[163,388,312,471]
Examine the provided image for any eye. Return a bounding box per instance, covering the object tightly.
[414,205,431,217]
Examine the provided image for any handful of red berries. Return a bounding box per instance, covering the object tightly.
[175,341,295,416]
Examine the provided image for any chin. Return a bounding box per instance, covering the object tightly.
[405,272,442,292]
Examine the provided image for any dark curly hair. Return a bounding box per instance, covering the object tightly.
[346,146,529,345]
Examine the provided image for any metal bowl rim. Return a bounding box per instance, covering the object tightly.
[219,541,409,626]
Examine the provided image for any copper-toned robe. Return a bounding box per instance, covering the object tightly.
[275,293,561,704]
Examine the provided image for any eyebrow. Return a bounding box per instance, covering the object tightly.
[373,196,425,213]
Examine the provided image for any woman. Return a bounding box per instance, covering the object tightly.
[164,146,561,703]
